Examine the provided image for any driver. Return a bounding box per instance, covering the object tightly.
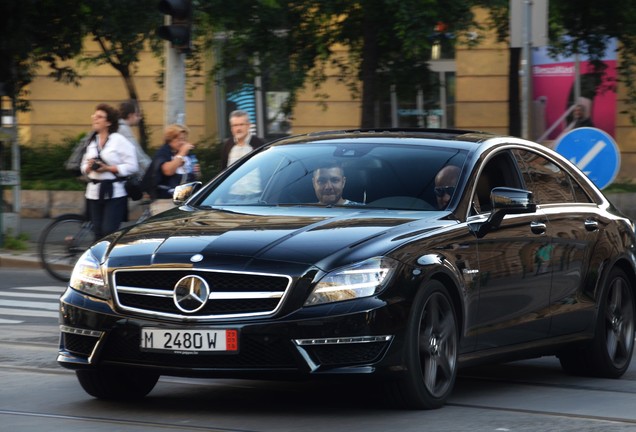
[312,161,358,206]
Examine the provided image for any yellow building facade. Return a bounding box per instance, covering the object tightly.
[15,11,636,181]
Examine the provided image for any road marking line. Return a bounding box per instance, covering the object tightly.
[0,307,57,318]
[12,286,65,292]
[0,299,59,310]
[0,318,23,324]
[0,292,60,300]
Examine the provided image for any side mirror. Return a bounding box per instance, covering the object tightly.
[173,181,203,205]
[473,187,536,238]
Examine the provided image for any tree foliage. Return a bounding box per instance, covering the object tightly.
[0,0,85,109]
[77,0,164,146]
[198,0,478,128]
[0,0,163,146]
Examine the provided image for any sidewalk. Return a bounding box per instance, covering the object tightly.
[0,218,51,269]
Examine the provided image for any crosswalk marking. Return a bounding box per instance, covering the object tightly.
[0,292,60,300]
[0,299,59,310]
[0,285,64,323]
[0,307,58,318]
[11,286,64,292]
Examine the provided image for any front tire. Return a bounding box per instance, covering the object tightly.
[386,281,458,409]
[559,267,635,378]
[76,368,159,400]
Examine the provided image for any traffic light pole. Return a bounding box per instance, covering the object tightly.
[164,41,186,126]
[158,1,191,127]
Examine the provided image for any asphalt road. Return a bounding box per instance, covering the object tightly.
[3,267,636,431]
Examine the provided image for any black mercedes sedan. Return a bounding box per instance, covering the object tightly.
[58,128,636,410]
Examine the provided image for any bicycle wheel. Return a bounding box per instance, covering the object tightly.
[38,214,94,282]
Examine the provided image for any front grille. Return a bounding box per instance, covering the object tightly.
[113,269,292,320]
[100,325,297,369]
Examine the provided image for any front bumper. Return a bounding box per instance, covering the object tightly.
[57,288,405,379]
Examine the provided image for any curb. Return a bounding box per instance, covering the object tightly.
[0,253,41,269]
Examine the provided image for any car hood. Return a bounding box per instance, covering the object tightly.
[104,206,453,269]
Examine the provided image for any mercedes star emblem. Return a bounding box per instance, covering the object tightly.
[173,275,210,313]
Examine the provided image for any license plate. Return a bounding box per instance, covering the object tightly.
[140,328,238,353]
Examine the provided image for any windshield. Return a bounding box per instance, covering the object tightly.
[199,141,468,211]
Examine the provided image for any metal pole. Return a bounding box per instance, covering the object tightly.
[390,85,398,127]
[574,53,581,104]
[163,16,186,127]
[11,96,19,235]
[521,0,533,140]
[254,55,265,139]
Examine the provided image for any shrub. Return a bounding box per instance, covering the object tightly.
[6,133,223,191]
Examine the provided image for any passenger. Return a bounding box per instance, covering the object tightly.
[434,165,461,209]
[312,161,359,206]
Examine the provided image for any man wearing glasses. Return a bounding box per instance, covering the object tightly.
[434,165,461,209]
[220,110,266,170]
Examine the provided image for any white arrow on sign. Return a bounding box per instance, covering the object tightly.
[570,140,606,175]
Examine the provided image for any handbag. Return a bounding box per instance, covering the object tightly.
[124,175,143,201]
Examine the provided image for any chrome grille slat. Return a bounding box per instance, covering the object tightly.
[112,268,292,321]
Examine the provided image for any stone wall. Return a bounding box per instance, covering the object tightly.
[2,190,145,219]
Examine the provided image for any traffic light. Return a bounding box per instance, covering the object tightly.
[157,0,192,53]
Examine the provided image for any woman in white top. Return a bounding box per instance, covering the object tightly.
[81,103,139,239]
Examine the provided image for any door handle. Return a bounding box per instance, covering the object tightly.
[530,221,547,235]
[584,219,599,232]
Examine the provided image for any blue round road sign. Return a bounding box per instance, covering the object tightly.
[554,127,620,190]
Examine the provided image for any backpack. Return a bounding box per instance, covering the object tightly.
[65,132,96,177]
[139,159,160,200]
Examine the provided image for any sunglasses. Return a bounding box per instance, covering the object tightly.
[434,186,456,197]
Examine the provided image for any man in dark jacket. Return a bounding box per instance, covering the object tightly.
[220,110,266,170]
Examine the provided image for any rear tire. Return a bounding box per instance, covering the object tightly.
[385,281,458,409]
[76,368,159,400]
[559,268,635,378]
[38,214,93,282]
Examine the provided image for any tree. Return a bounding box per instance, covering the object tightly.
[0,0,85,108]
[77,0,164,147]
[0,0,165,147]
[198,0,478,128]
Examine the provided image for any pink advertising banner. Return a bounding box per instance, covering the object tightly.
[532,39,617,140]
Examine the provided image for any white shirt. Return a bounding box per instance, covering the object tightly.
[81,132,139,200]
[228,135,256,166]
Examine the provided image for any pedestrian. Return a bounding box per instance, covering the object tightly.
[118,99,152,175]
[81,103,139,239]
[220,110,266,169]
[563,102,594,134]
[148,124,201,215]
[569,103,594,129]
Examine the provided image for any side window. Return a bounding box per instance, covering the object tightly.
[473,151,523,214]
[513,150,591,204]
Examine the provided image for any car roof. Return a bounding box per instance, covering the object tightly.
[268,128,499,148]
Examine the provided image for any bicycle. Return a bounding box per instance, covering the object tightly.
[38,199,152,282]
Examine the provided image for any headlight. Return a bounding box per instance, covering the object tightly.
[304,257,398,306]
[69,249,110,300]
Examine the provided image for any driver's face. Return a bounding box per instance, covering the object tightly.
[313,167,346,205]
